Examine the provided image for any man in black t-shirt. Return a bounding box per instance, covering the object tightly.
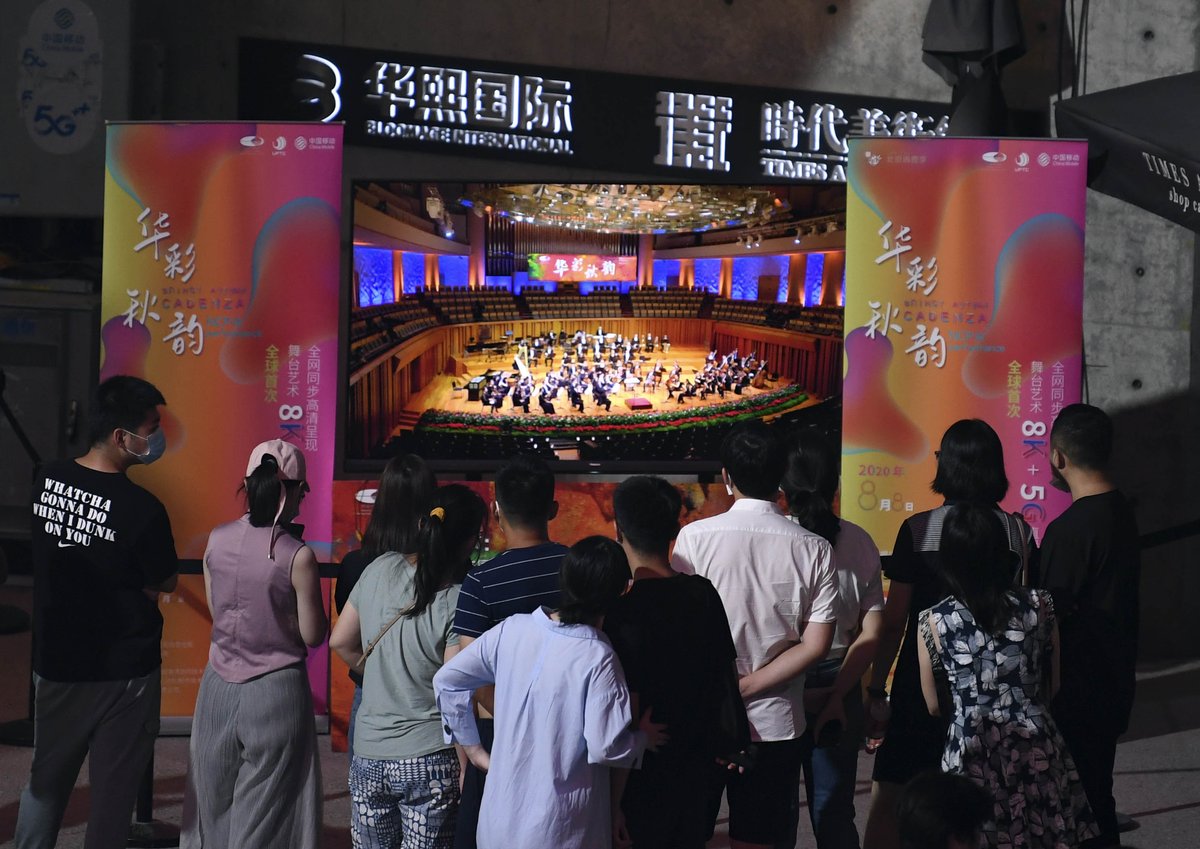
[16,376,179,849]
[604,475,746,849]
[1039,403,1140,849]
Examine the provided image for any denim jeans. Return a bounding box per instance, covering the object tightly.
[776,687,865,849]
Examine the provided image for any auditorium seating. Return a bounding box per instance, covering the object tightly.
[786,305,843,336]
[711,298,771,324]
[429,289,521,322]
[711,298,843,336]
[524,292,622,319]
[629,290,705,318]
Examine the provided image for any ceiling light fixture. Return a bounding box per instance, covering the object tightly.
[463,183,788,234]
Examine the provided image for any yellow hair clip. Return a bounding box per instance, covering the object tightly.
[429,507,446,521]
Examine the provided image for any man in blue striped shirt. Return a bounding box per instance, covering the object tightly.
[448,454,567,849]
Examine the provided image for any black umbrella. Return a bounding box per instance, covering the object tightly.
[1055,72,1200,233]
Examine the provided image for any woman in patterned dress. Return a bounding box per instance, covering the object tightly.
[917,504,1097,849]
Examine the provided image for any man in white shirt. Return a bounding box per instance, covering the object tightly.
[672,422,838,849]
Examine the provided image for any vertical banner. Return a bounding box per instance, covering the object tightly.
[842,138,1086,553]
[100,122,343,716]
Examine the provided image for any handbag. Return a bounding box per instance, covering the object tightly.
[353,606,409,676]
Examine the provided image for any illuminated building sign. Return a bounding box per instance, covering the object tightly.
[527,254,637,283]
[240,38,950,184]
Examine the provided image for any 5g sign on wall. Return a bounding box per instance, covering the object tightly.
[18,0,102,154]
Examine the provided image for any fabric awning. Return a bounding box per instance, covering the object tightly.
[1055,71,1200,232]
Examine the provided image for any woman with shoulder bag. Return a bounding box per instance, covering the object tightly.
[331,484,487,849]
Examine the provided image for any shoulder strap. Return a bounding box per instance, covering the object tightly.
[1011,512,1031,587]
[361,605,410,663]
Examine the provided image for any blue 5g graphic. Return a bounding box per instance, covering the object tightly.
[33,104,77,137]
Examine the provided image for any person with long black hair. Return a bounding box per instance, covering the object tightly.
[772,434,884,849]
[862,419,1036,849]
[182,439,326,849]
[917,504,1096,849]
[330,484,487,849]
[335,454,437,754]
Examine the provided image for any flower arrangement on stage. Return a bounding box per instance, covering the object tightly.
[415,384,809,437]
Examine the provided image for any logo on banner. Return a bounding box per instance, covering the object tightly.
[1038,152,1051,167]
[294,136,308,150]
[981,151,1007,163]
[1015,152,1030,167]
[239,135,264,147]
[273,135,286,151]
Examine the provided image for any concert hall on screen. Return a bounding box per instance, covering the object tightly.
[347,182,846,471]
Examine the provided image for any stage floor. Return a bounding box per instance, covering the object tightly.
[401,343,793,423]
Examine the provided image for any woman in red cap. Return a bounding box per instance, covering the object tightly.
[181,439,327,849]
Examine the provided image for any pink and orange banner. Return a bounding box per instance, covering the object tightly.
[842,137,1087,553]
[527,253,637,282]
[100,122,343,717]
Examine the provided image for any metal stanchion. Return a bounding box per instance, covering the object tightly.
[127,750,179,847]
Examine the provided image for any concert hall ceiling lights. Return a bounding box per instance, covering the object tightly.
[461,184,788,234]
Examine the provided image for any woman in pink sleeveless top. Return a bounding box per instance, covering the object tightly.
[181,439,327,849]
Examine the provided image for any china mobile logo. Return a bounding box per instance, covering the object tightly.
[293,53,343,122]
[1038,152,1052,167]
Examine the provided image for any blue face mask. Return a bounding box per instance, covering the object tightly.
[122,428,167,464]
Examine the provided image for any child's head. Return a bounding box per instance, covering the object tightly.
[557,536,630,625]
[897,770,991,849]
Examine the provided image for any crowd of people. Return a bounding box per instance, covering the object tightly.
[475,329,766,415]
[15,374,1141,849]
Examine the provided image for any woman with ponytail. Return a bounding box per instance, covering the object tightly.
[765,433,884,849]
[335,454,436,754]
[331,483,487,849]
[182,440,326,849]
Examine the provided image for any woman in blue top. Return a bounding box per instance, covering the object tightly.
[434,536,667,849]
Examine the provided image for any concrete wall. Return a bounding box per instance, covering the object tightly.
[129,0,1200,656]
